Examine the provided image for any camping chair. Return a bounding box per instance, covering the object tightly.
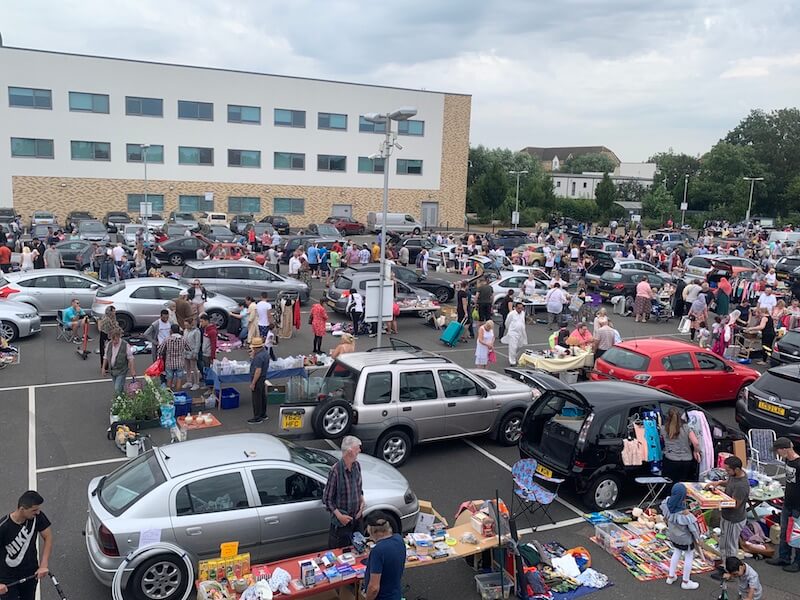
[510,459,563,531]
[748,429,786,479]
[55,309,74,343]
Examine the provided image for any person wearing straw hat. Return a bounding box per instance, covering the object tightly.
[247,336,270,424]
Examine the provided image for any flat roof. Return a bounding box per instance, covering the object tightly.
[0,45,471,98]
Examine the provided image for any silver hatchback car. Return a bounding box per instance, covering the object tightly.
[90,278,238,332]
[180,260,310,304]
[0,269,106,317]
[85,433,419,599]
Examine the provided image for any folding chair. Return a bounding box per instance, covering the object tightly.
[510,459,563,531]
[55,309,74,343]
[748,429,786,479]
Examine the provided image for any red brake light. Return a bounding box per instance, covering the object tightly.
[340,290,350,297]
[98,524,119,557]
[0,286,20,298]
[613,283,625,290]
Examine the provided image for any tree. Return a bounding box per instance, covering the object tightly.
[615,180,647,204]
[563,152,616,174]
[648,150,701,203]
[470,162,509,221]
[594,172,616,218]
[642,186,678,226]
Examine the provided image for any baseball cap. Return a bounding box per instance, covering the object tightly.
[773,437,793,450]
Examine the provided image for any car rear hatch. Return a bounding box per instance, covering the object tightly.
[775,331,800,364]
[519,389,593,477]
[747,370,800,425]
[592,346,651,383]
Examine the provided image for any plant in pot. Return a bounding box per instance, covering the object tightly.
[110,377,173,426]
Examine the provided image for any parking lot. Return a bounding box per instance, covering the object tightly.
[1,266,797,600]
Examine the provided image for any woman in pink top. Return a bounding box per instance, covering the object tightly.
[633,275,655,323]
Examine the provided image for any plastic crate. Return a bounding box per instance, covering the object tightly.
[220,387,240,410]
[594,522,633,553]
[559,370,579,384]
[474,572,514,600]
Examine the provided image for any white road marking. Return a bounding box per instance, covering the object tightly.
[37,457,129,474]
[28,386,36,489]
[516,516,585,536]
[325,439,339,450]
[0,377,118,393]
[462,439,584,517]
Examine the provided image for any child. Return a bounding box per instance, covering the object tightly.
[724,557,762,600]
[661,483,702,590]
[710,315,722,347]
[697,321,711,349]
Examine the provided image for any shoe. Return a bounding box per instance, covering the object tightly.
[87,336,94,341]
[783,563,800,573]
[665,576,677,585]
[709,571,723,581]
[191,384,199,391]
[182,382,192,390]
[259,414,269,421]
[766,557,790,566]
[681,580,699,590]
[247,417,264,424]
[72,338,81,344]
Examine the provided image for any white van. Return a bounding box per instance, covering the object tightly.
[199,212,229,228]
[367,212,423,234]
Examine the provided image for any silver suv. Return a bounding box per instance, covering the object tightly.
[279,349,539,466]
[85,433,418,600]
[180,260,310,304]
[325,269,438,315]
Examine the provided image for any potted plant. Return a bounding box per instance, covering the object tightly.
[109,377,173,430]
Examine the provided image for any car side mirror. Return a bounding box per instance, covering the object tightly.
[90,284,99,290]
[480,387,488,397]
[724,363,734,372]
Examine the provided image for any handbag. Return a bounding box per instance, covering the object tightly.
[488,350,497,364]
[568,296,584,312]
[678,316,691,334]
[144,357,165,377]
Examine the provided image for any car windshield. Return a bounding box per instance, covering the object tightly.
[316,224,340,237]
[280,439,338,477]
[779,331,800,347]
[80,222,106,233]
[333,275,352,290]
[96,282,125,297]
[601,347,650,371]
[756,372,800,399]
[98,451,166,516]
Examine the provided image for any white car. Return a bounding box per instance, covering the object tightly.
[489,273,551,304]
[0,299,41,341]
[121,224,155,246]
[683,254,758,282]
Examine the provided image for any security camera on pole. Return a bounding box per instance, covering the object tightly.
[363,107,418,348]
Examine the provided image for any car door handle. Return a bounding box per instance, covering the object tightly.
[263,516,280,525]
[185,526,203,536]
[447,402,456,407]
[402,407,412,412]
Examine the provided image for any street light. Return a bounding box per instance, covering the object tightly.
[743,176,764,223]
[508,170,528,229]
[140,144,150,235]
[364,106,418,349]
[681,174,689,227]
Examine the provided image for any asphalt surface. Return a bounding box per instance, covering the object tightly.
[1,262,797,600]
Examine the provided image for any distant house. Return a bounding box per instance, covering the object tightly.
[550,163,656,199]
[520,145,621,172]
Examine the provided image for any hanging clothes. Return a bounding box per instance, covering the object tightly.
[687,410,714,475]
[622,438,644,466]
[643,418,662,462]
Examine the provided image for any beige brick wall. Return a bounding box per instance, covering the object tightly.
[12,94,470,229]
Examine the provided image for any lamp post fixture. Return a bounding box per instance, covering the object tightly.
[363,107,418,349]
[681,174,689,227]
[140,144,150,236]
[743,176,764,223]
[508,170,528,229]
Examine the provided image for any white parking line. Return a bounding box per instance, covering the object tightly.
[462,439,584,517]
[37,456,129,474]
[0,377,118,393]
[28,386,36,489]
[325,439,339,450]
[516,516,585,537]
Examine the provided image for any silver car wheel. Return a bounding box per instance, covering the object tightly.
[382,436,408,465]
[594,478,619,509]
[503,417,522,444]
[0,321,17,341]
[207,311,225,328]
[323,406,349,436]
[141,560,181,600]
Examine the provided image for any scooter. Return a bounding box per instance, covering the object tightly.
[75,316,95,360]
[5,572,68,599]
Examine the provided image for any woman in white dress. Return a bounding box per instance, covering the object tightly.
[20,246,37,272]
[475,320,495,368]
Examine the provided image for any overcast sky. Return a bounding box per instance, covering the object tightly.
[2,0,798,161]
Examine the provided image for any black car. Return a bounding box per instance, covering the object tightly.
[54,240,94,269]
[596,269,664,304]
[260,215,290,235]
[348,264,455,303]
[65,210,95,232]
[736,366,800,446]
[775,256,800,282]
[205,225,236,243]
[400,237,438,264]
[769,329,800,367]
[104,211,131,233]
[520,379,744,509]
[230,214,255,234]
[279,235,322,263]
[154,236,209,266]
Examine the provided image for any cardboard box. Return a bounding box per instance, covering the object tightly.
[732,439,747,465]
[414,500,448,533]
[471,512,496,537]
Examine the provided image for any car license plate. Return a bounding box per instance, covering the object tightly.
[281,414,303,429]
[757,400,786,417]
[599,291,609,298]
[536,464,553,479]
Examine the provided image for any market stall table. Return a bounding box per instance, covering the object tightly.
[207,362,331,408]
[518,349,594,373]
[746,486,784,519]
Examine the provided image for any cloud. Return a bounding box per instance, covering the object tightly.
[1,0,799,160]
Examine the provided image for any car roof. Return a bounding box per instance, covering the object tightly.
[5,268,100,279]
[613,338,704,354]
[570,380,677,407]
[185,259,259,268]
[764,365,800,381]
[157,433,290,478]
[336,351,450,371]
[117,278,180,288]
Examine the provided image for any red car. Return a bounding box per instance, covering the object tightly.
[591,339,759,404]
[325,216,365,236]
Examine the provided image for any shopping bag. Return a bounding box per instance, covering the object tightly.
[144,357,165,377]
[488,350,497,364]
[788,516,800,548]
[568,297,584,312]
[125,378,143,395]
[678,316,691,334]
[160,403,176,429]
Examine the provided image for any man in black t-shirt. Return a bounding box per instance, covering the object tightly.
[0,491,53,600]
[767,438,800,572]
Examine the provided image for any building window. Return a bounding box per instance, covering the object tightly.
[228,104,261,124]
[126,144,164,163]
[69,91,109,114]
[359,116,386,133]
[228,196,261,214]
[127,194,165,212]
[228,149,261,168]
[178,100,213,121]
[71,141,110,161]
[179,146,214,165]
[317,154,346,172]
[571,182,576,195]
[10,137,54,159]
[556,181,561,188]
[8,87,52,109]
[398,119,425,136]
[274,197,305,215]
[179,195,214,212]
[318,112,347,130]
[396,159,423,175]
[126,96,163,117]
[583,182,587,188]
[274,109,305,128]
[273,152,305,170]
[358,156,384,174]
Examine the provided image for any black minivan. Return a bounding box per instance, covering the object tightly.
[518,380,744,510]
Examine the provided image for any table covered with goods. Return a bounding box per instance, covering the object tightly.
[518,348,594,374]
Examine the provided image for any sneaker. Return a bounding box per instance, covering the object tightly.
[783,563,800,573]
[766,557,789,566]
[247,417,264,424]
[259,414,269,421]
[182,382,192,390]
[87,336,94,341]
[665,577,677,585]
[681,581,699,590]
[191,384,200,391]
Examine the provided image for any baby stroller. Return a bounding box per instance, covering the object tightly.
[649,297,674,322]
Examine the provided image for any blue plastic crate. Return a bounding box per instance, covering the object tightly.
[173,392,191,405]
[220,387,240,410]
[174,402,191,417]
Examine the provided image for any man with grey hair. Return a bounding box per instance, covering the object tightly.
[323,435,365,548]
[364,513,406,600]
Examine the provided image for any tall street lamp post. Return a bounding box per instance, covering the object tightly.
[508,170,528,229]
[743,176,764,223]
[363,107,418,348]
[681,174,689,227]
